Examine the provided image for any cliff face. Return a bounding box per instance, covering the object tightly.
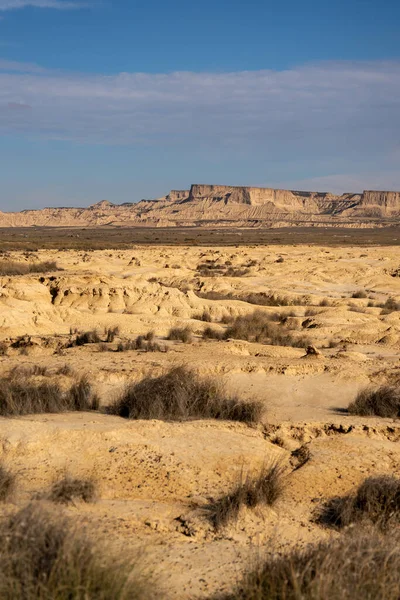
[0,185,399,228]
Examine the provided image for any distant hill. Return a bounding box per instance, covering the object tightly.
[1,185,400,228]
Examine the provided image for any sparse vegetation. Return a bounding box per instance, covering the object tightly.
[0,463,16,501]
[105,326,120,343]
[196,261,250,277]
[193,310,212,322]
[72,329,102,346]
[46,475,97,504]
[167,326,193,344]
[380,297,400,313]
[116,335,167,353]
[107,365,264,423]
[0,260,59,276]
[351,290,367,299]
[0,375,99,416]
[0,503,153,599]
[317,475,400,529]
[215,529,400,600]
[203,311,312,348]
[207,462,285,530]
[348,385,400,418]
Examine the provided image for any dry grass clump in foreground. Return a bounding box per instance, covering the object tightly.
[0,503,155,600]
[0,260,59,276]
[107,366,264,423]
[0,463,16,501]
[0,375,99,416]
[317,475,400,529]
[348,385,400,418]
[46,475,97,504]
[207,462,285,530]
[203,311,312,348]
[214,529,400,600]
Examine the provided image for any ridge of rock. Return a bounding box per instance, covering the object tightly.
[1,184,400,228]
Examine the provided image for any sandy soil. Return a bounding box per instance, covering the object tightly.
[0,243,399,598]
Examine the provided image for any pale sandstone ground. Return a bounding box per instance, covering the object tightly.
[0,244,400,598]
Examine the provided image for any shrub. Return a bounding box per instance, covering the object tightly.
[317,475,400,529]
[167,326,193,344]
[56,364,74,376]
[107,366,264,424]
[207,462,285,530]
[352,290,367,299]
[348,385,400,418]
[0,503,153,599]
[0,463,16,501]
[116,334,167,353]
[105,326,120,343]
[0,260,59,276]
[46,475,97,504]
[0,375,99,416]
[380,297,400,314]
[73,329,101,346]
[215,529,400,600]
[203,326,225,340]
[222,311,312,348]
[193,310,212,322]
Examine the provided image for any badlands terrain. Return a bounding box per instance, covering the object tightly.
[0,237,400,597]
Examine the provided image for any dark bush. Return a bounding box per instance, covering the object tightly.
[317,475,400,529]
[351,290,367,299]
[348,385,400,418]
[107,366,264,424]
[46,475,97,504]
[193,310,212,322]
[73,330,101,346]
[219,311,312,348]
[207,462,285,530]
[215,530,400,600]
[105,326,120,343]
[167,326,193,344]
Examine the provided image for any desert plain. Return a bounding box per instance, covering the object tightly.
[0,233,400,598]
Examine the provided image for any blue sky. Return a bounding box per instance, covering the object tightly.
[0,0,400,210]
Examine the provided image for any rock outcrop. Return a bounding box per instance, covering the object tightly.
[1,184,400,228]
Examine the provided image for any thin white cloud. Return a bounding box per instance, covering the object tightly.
[0,59,399,192]
[0,0,85,10]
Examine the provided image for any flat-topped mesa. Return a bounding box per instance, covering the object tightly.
[188,184,359,213]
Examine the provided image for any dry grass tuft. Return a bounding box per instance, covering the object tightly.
[351,290,367,299]
[0,260,59,276]
[46,475,97,504]
[167,326,193,344]
[73,329,102,346]
[0,463,16,501]
[107,366,264,423]
[105,326,120,343]
[0,503,154,599]
[215,529,400,600]
[193,310,212,322]
[317,475,400,529]
[348,385,400,418]
[207,462,285,530]
[0,375,99,416]
[203,311,312,348]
